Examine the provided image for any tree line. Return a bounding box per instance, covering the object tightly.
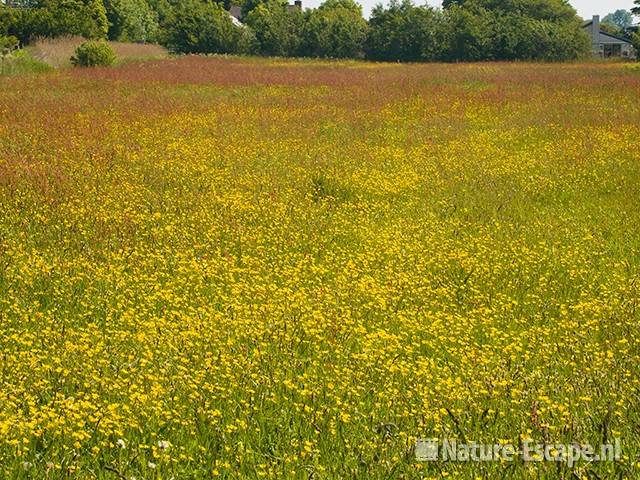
[0,0,618,62]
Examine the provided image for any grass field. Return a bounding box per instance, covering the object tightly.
[0,37,168,77]
[28,37,168,69]
[0,57,639,479]
[0,49,53,77]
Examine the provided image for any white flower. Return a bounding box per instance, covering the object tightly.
[158,440,170,451]
[148,461,157,469]
[117,438,126,449]
[22,461,32,470]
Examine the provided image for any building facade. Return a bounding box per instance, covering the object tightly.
[583,15,636,59]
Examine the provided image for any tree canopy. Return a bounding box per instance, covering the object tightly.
[301,0,368,58]
[1,0,594,61]
[245,0,303,57]
[162,0,246,54]
[104,0,159,42]
[366,0,446,62]
[7,0,109,42]
[602,10,634,31]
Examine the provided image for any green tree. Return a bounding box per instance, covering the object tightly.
[632,32,640,60]
[441,0,588,61]
[489,12,537,60]
[145,0,174,23]
[489,10,588,60]
[9,0,109,43]
[241,0,266,18]
[163,0,244,54]
[443,3,493,61]
[245,0,303,56]
[631,1,639,16]
[444,0,577,22]
[602,10,633,31]
[104,0,159,42]
[599,23,621,35]
[302,0,368,58]
[366,0,446,61]
[530,17,590,60]
[1,0,39,5]
[0,7,15,36]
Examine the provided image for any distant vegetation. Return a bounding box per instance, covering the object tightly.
[602,9,634,32]
[0,0,597,62]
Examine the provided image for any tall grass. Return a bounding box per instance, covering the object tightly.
[0,49,52,76]
[0,58,639,479]
[29,36,168,68]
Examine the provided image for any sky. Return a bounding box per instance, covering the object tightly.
[569,0,637,19]
[305,0,639,20]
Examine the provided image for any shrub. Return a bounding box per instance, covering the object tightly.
[71,41,117,67]
[163,0,243,54]
[0,35,19,53]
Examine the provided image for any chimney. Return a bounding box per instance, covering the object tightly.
[590,15,600,54]
[592,15,600,38]
[294,0,302,9]
[229,5,242,20]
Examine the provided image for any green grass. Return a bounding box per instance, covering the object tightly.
[0,58,639,479]
[0,49,53,77]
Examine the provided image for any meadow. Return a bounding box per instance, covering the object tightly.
[0,57,639,479]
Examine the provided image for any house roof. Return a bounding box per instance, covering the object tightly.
[228,14,243,27]
[583,20,633,45]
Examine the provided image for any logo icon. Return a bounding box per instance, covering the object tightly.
[415,438,439,462]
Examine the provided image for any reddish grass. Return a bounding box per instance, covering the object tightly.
[1,57,639,203]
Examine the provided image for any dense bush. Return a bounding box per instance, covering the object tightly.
[245,0,304,57]
[366,0,447,62]
[301,0,368,58]
[163,0,246,54]
[71,40,116,66]
[488,12,589,61]
[0,35,20,51]
[439,0,590,62]
[443,4,494,61]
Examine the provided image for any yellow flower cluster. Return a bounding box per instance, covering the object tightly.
[0,59,639,478]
